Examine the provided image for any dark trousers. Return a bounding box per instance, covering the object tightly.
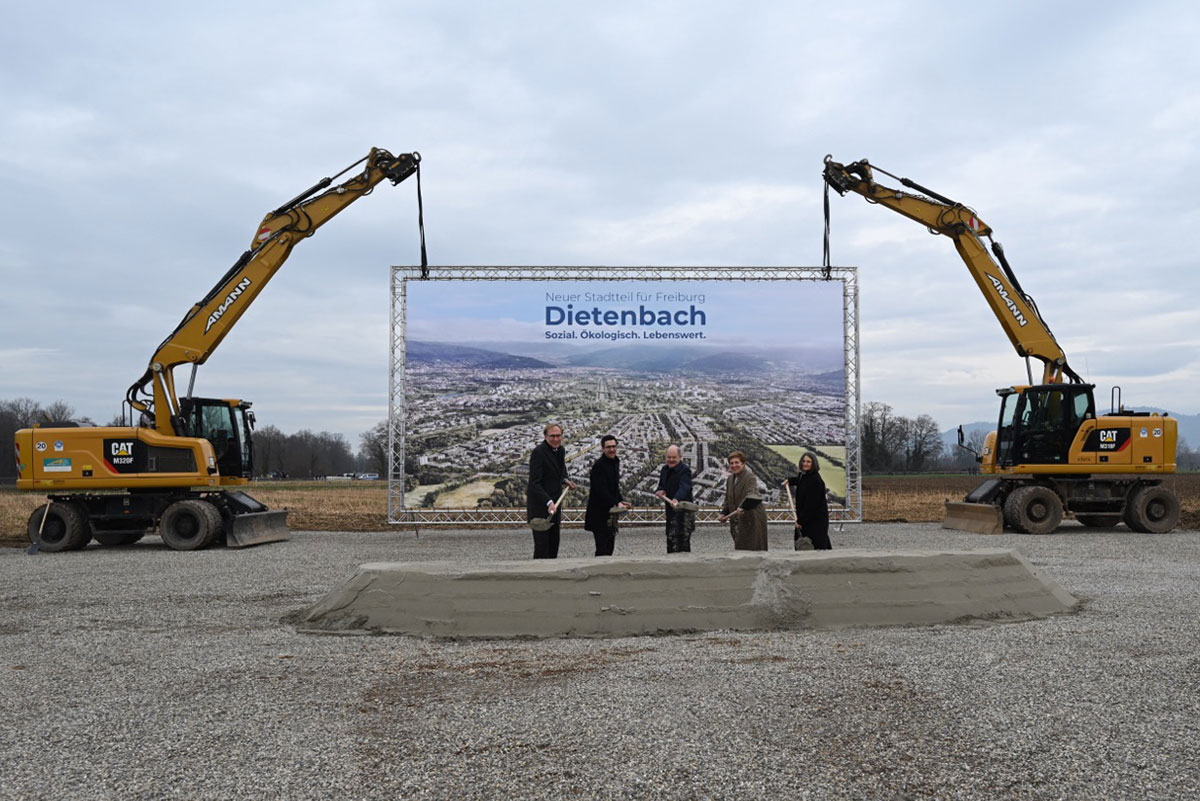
[801,521,832,550]
[592,526,616,557]
[532,524,561,559]
[666,509,694,553]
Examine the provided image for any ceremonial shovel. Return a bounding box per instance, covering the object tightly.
[530,487,570,531]
[28,499,51,555]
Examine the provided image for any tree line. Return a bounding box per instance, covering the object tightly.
[0,397,389,482]
[2,396,1197,484]
[857,401,1200,474]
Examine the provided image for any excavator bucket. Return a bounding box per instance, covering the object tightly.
[222,490,291,548]
[942,500,1004,536]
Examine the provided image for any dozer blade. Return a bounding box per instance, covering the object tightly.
[942,500,1004,536]
[227,509,290,548]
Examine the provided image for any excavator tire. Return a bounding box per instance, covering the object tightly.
[1122,485,1180,534]
[27,502,90,552]
[1003,485,1063,535]
[1075,514,1122,528]
[159,499,222,551]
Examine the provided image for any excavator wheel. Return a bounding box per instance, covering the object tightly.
[27,502,90,553]
[1003,485,1063,535]
[1122,485,1180,534]
[159,499,222,551]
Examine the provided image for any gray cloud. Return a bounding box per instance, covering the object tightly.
[2,1,1197,442]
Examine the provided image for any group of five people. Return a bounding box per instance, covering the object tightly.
[526,422,831,559]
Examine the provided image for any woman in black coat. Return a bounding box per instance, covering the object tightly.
[783,452,831,550]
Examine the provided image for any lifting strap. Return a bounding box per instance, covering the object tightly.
[821,175,832,280]
[416,156,429,278]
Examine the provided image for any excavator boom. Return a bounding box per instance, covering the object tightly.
[823,157,1077,385]
[129,148,421,436]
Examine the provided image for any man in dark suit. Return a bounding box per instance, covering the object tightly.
[655,444,695,553]
[584,434,631,556]
[526,422,576,558]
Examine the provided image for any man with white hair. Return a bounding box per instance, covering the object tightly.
[654,444,695,553]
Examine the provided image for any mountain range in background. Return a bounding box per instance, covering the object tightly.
[406,341,552,369]
[408,340,844,377]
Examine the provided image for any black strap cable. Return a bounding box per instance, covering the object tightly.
[415,155,428,278]
[821,175,832,279]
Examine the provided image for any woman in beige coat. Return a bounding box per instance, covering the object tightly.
[719,451,768,550]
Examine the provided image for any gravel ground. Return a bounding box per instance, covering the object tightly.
[2,522,1199,801]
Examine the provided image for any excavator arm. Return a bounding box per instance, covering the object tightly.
[822,156,1080,385]
[127,148,421,435]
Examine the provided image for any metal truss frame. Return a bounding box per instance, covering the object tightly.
[388,265,861,527]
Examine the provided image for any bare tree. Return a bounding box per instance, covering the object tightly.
[862,401,907,472]
[901,414,943,472]
[359,420,389,476]
[5,397,42,428]
[40,400,77,424]
[1178,438,1200,471]
[252,425,288,477]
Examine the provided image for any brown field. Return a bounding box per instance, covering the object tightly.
[2,474,1197,546]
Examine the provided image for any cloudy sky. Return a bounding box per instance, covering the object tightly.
[3,1,1198,445]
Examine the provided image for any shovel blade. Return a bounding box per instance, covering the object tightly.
[942,500,1004,536]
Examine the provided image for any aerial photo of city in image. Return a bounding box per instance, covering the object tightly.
[400,277,849,522]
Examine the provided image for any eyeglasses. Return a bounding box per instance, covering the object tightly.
[546,433,563,438]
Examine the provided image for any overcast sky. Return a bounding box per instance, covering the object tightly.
[3,1,1198,446]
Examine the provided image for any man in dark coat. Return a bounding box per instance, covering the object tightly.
[655,444,695,553]
[584,435,630,556]
[526,422,575,558]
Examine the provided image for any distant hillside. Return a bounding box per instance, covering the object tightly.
[677,352,772,372]
[564,342,841,373]
[808,369,846,384]
[407,341,552,369]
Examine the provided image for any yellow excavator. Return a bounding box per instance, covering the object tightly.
[823,156,1179,534]
[15,148,422,551]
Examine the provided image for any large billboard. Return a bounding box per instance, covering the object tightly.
[388,266,860,526]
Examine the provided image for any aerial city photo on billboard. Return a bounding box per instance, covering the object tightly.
[392,267,856,524]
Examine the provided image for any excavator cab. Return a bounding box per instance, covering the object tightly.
[994,384,1096,467]
[178,397,256,481]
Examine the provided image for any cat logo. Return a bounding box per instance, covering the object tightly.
[104,438,140,471]
[1084,426,1131,453]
